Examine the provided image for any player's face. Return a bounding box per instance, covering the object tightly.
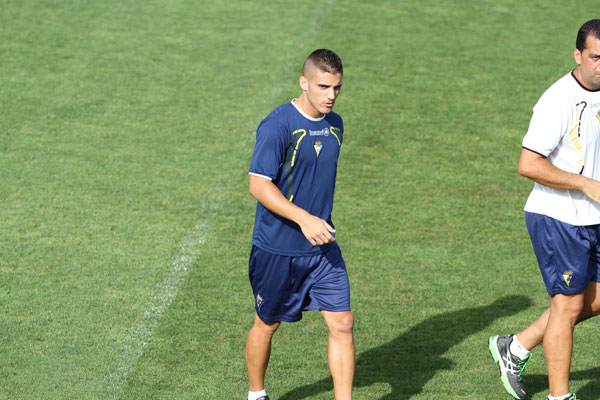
[574,34,600,91]
[299,70,343,118]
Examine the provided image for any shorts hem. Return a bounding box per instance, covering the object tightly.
[546,283,589,296]
[303,305,351,312]
[257,311,303,324]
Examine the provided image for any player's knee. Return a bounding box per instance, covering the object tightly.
[328,312,354,335]
[262,321,280,336]
[551,295,584,323]
[254,317,280,335]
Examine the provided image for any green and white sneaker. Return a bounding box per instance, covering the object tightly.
[547,395,577,400]
[489,335,531,399]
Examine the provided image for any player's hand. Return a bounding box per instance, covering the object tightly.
[298,214,336,246]
[581,178,600,204]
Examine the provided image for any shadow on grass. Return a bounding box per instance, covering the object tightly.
[523,366,600,400]
[278,295,532,400]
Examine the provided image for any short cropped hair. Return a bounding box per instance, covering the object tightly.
[302,49,343,76]
[576,19,600,51]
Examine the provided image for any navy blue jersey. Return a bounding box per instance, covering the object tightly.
[249,100,344,256]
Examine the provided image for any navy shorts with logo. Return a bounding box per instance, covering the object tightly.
[526,212,600,296]
[248,244,351,323]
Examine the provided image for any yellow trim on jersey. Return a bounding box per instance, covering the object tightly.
[291,129,306,167]
[330,126,341,146]
[289,194,294,202]
[569,104,585,173]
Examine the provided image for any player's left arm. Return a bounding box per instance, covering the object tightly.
[249,174,336,246]
[518,147,600,204]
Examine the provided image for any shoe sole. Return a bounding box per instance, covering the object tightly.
[488,336,523,400]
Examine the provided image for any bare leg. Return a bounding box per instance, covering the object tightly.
[246,313,280,392]
[321,310,354,400]
[579,280,600,321]
[515,308,549,351]
[544,293,583,397]
[515,281,600,351]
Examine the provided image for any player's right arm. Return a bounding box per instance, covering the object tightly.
[249,175,336,246]
[518,147,600,204]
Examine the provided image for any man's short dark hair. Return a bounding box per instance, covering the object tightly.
[303,49,343,76]
[576,19,600,51]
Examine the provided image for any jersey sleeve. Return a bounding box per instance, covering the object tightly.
[522,90,569,157]
[249,118,289,180]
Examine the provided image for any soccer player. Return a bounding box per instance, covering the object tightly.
[489,19,600,400]
[245,49,354,400]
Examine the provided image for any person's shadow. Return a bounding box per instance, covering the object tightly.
[279,295,532,399]
[524,366,600,399]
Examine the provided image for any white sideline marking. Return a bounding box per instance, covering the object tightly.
[103,222,208,399]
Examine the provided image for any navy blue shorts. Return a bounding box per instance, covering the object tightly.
[248,244,351,323]
[526,212,600,296]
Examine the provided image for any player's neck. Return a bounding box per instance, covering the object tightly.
[294,95,323,119]
[572,66,600,91]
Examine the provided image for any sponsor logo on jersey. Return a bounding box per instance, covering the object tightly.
[256,294,264,309]
[563,270,574,287]
[314,140,323,157]
[309,127,329,136]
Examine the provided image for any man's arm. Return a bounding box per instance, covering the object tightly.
[518,147,600,203]
[249,174,336,246]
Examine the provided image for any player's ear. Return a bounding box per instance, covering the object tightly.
[574,48,582,66]
[299,75,308,91]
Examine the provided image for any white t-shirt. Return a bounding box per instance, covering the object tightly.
[523,72,600,226]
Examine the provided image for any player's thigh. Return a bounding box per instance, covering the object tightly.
[526,212,594,295]
[581,225,600,319]
[249,246,312,323]
[305,245,350,312]
[581,281,600,320]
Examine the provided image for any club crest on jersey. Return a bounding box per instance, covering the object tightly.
[256,294,264,309]
[563,270,574,287]
[597,110,600,122]
[314,140,323,157]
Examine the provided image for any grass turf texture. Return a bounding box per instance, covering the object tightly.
[1,0,599,398]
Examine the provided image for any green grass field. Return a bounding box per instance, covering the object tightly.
[1,0,599,399]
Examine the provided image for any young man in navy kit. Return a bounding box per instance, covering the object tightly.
[489,19,600,400]
[245,49,354,400]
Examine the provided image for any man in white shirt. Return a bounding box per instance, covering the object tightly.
[489,19,600,400]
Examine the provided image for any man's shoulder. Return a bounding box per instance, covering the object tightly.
[540,72,573,96]
[534,72,577,111]
[264,102,296,122]
[258,103,296,134]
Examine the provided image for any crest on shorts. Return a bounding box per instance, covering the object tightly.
[563,270,574,287]
[256,294,264,309]
[314,140,323,158]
